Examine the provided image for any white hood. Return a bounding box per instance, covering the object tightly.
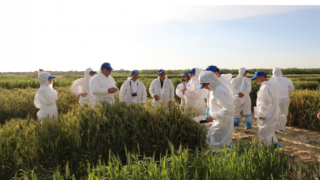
[199,71,222,91]
[272,67,283,77]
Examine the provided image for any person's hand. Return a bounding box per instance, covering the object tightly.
[238,92,245,98]
[317,112,320,120]
[181,88,187,93]
[258,116,265,120]
[206,116,214,122]
[154,95,159,101]
[108,87,117,93]
[79,93,87,97]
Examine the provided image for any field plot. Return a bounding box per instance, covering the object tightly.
[0,74,320,179]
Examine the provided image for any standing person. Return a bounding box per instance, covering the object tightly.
[34,72,58,122]
[272,67,295,132]
[252,71,283,148]
[175,73,190,107]
[119,70,147,105]
[149,69,174,107]
[231,67,253,129]
[184,68,207,115]
[90,62,119,105]
[199,71,234,152]
[70,67,96,106]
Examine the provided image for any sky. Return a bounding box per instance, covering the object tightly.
[0,2,320,72]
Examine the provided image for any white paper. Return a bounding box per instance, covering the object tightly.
[254,106,271,119]
[193,115,213,125]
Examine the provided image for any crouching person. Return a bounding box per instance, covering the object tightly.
[251,71,283,148]
[34,72,58,123]
[119,70,147,105]
[199,71,234,152]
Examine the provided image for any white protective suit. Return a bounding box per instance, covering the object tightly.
[90,72,119,105]
[256,77,280,145]
[149,76,174,106]
[272,67,295,131]
[230,67,252,118]
[175,81,190,107]
[34,72,58,121]
[69,68,95,105]
[200,71,234,152]
[184,68,207,115]
[119,77,147,105]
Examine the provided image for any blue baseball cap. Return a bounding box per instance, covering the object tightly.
[220,71,224,75]
[101,62,113,71]
[182,73,189,77]
[245,70,249,73]
[251,71,267,80]
[187,68,196,74]
[48,76,56,80]
[205,65,218,72]
[131,70,139,75]
[89,71,96,74]
[158,69,165,74]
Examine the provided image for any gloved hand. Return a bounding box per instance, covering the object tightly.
[205,108,210,116]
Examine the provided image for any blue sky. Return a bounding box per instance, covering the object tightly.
[0,3,319,72]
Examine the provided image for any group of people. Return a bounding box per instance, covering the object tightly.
[34,62,318,152]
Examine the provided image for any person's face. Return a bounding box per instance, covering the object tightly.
[101,69,111,76]
[158,72,165,80]
[131,74,139,81]
[182,76,189,82]
[255,76,266,85]
[203,83,210,90]
[48,79,53,84]
[243,72,248,77]
[89,73,94,77]
[189,73,195,79]
[214,72,221,78]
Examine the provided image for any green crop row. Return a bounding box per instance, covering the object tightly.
[0,102,205,179]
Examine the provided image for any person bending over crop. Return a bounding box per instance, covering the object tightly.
[119,70,147,106]
[90,62,119,105]
[252,71,283,148]
[199,71,234,152]
[149,69,174,107]
[34,72,58,123]
[70,67,96,106]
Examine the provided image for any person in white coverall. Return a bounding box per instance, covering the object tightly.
[34,72,58,122]
[175,73,190,107]
[90,62,119,105]
[252,71,283,148]
[272,67,295,132]
[149,69,174,107]
[199,71,234,152]
[119,70,147,105]
[70,68,96,106]
[184,68,207,115]
[231,67,253,129]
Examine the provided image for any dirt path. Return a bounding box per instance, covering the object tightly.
[232,119,320,166]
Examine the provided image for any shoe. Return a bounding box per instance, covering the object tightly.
[274,143,284,149]
[245,123,252,129]
[234,118,241,126]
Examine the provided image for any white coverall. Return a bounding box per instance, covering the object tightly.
[272,67,295,131]
[175,81,190,107]
[90,73,119,105]
[184,68,207,115]
[149,76,174,107]
[34,72,58,122]
[69,68,95,105]
[256,77,280,145]
[230,68,252,118]
[199,71,234,152]
[119,77,147,105]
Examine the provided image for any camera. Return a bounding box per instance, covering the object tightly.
[132,93,137,97]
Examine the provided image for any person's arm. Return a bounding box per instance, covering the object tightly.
[149,80,157,98]
[119,81,127,103]
[258,87,273,118]
[184,80,207,99]
[69,79,83,95]
[90,78,111,96]
[141,83,147,104]
[230,78,240,94]
[210,88,233,120]
[243,79,252,95]
[169,80,175,101]
[288,79,295,93]
[175,84,184,98]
